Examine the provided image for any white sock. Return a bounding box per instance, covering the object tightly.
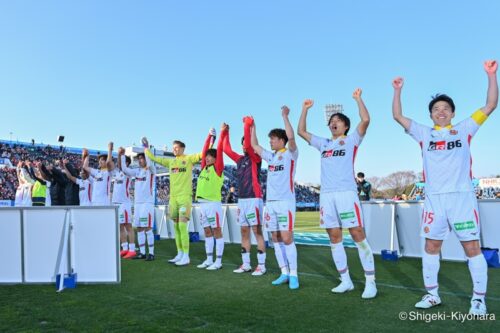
[273,242,289,275]
[330,242,351,282]
[215,238,224,265]
[129,243,135,252]
[355,239,375,282]
[285,243,298,277]
[257,251,266,268]
[137,231,146,255]
[422,252,440,296]
[468,254,488,301]
[205,236,214,262]
[146,230,155,255]
[242,250,251,267]
[279,242,289,274]
[121,242,128,251]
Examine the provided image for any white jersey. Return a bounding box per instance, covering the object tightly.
[407,111,485,194]
[111,169,131,204]
[261,148,298,202]
[76,178,92,206]
[15,184,32,207]
[121,155,156,204]
[310,131,362,193]
[89,168,111,205]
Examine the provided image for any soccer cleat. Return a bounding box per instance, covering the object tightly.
[233,265,252,273]
[206,262,223,271]
[175,253,190,266]
[415,294,442,309]
[289,276,300,290]
[469,299,487,315]
[361,281,377,299]
[331,279,354,293]
[133,253,147,260]
[271,274,289,286]
[197,259,213,269]
[123,250,137,259]
[120,250,129,257]
[145,254,155,261]
[168,252,183,264]
[251,266,267,276]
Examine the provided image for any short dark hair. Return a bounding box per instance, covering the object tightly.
[125,156,131,165]
[172,140,186,148]
[98,154,107,161]
[137,153,145,159]
[268,128,288,145]
[357,172,365,178]
[205,148,217,158]
[328,113,351,135]
[429,94,455,113]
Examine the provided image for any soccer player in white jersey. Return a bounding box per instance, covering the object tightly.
[250,106,300,290]
[392,60,498,315]
[82,146,112,206]
[118,143,156,261]
[107,142,136,259]
[298,89,377,299]
[62,159,92,207]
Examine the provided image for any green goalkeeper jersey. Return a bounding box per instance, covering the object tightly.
[145,149,201,198]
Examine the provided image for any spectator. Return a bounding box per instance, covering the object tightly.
[356,172,372,201]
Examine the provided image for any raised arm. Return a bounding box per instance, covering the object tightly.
[215,124,227,176]
[482,60,498,116]
[250,121,264,156]
[222,124,242,163]
[142,137,172,168]
[282,105,297,152]
[392,77,412,131]
[106,142,114,171]
[82,149,92,174]
[297,99,314,143]
[118,147,138,177]
[243,116,261,163]
[353,88,370,136]
[201,128,215,169]
[62,159,78,184]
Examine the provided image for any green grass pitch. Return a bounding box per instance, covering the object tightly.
[1,212,498,332]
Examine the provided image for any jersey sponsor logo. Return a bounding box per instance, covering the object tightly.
[246,212,256,219]
[277,215,288,224]
[79,187,86,192]
[339,211,355,220]
[135,176,147,182]
[454,221,475,231]
[171,167,187,174]
[321,149,346,158]
[269,165,285,172]
[94,177,104,182]
[428,140,462,151]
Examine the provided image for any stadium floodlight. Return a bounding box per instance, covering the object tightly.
[324,104,344,125]
[57,135,65,143]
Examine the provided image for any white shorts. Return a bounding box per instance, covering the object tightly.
[134,203,154,228]
[115,202,132,225]
[237,198,263,227]
[320,191,363,229]
[264,200,295,232]
[421,192,480,241]
[199,201,224,229]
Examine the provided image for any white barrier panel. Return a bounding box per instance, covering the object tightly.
[23,209,67,283]
[395,202,425,259]
[479,200,500,250]
[0,209,22,283]
[362,202,399,255]
[155,206,170,239]
[1,207,120,284]
[71,208,120,282]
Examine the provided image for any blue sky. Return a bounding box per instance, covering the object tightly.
[1,1,499,184]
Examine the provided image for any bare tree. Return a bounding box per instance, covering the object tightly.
[381,171,418,198]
